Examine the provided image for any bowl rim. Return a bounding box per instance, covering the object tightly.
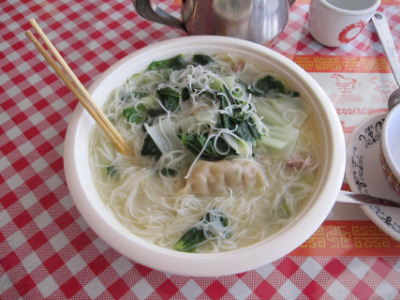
[64,35,346,276]
[382,103,400,181]
[317,0,380,16]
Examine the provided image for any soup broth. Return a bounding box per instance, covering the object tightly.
[89,53,319,253]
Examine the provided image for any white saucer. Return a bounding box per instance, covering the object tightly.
[345,112,400,242]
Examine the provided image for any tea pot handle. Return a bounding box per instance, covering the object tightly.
[132,0,186,31]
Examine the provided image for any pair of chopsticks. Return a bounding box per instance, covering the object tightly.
[25,19,129,155]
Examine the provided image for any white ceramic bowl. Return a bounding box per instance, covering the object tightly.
[381,103,400,196]
[64,36,346,277]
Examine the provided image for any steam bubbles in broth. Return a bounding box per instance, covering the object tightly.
[89,53,319,253]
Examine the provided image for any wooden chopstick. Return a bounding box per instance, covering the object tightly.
[25,18,129,155]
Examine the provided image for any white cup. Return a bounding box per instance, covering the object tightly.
[308,0,381,47]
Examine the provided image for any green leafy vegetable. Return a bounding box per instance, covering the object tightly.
[218,112,231,130]
[180,133,234,160]
[218,85,260,143]
[173,210,230,252]
[134,54,308,163]
[161,168,178,177]
[157,87,181,111]
[281,202,292,217]
[106,166,117,177]
[122,106,147,124]
[132,91,148,99]
[192,54,214,65]
[148,54,186,70]
[251,75,285,95]
[141,134,162,157]
[250,75,300,97]
[181,87,190,101]
[236,121,257,142]
[147,107,166,118]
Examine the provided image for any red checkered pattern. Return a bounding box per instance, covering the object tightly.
[1,0,400,298]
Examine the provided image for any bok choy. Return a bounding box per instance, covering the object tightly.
[174,209,231,252]
[126,53,310,163]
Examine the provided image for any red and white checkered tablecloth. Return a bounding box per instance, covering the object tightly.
[1,0,400,299]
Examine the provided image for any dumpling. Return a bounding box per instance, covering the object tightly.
[179,158,268,196]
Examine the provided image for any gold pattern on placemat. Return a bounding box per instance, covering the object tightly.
[292,56,391,73]
[290,221,400,256]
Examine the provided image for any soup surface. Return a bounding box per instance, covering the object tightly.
[89,53,319,253]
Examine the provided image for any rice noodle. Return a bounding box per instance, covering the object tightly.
[89,53,320,253]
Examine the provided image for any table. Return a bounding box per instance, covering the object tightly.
[1,0,400,298]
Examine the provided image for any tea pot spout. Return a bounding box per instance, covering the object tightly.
[132,0,186,31]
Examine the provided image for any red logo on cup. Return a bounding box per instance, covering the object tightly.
[338,21,366,43]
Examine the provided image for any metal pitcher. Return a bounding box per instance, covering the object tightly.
[132,0,295,46]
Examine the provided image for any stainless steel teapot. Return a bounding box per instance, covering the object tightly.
[132,0,295,46]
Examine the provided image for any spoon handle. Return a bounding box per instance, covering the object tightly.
[337,190,400,208]
[372,12,400,87]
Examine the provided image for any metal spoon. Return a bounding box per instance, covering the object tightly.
[372,12,400,110]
